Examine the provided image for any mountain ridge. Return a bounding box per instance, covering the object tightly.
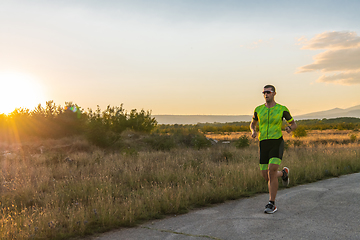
[295,104,360,120]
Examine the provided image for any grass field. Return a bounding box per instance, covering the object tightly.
[0,130,359,239]
[206,129,356,141]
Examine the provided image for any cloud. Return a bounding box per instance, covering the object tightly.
[298,48,360,73]
[302,31,360,50]
[297,31,360,85]
[318,71,360,85]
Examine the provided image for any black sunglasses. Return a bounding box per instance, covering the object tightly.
[262,90,274,94]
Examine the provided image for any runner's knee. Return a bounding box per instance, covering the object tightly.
[261,170,269,181]
[268,166,278,178]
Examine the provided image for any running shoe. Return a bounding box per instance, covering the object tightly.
[282,167,289,187]
[264,202,277,214]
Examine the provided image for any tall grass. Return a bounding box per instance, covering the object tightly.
[0,134,359,239]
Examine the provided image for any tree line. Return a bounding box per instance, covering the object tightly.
[0,101,157,146]
[1,101,358,148]
[155,117,360,134]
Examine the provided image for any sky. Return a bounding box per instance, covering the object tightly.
[1,0,360,116]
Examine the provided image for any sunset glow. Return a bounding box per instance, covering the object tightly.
[1,1,360,116]
[0,72,46,114]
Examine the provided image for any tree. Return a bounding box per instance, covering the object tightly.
[127,109,157,133]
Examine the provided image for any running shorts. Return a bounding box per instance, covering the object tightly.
[259,137,284,170]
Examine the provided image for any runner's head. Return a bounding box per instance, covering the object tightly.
[263,85,276,103]
[263,85,275,92]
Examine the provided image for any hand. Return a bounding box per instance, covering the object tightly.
[285,126,292,133]
[251,131,257,138]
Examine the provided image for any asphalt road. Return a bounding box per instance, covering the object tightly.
[88,173,360,240]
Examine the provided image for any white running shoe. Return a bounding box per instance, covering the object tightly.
[264,202,277,214]
[282,167,289,187]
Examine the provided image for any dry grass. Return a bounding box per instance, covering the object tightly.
[0,130,359,240]
[207,129,358,144]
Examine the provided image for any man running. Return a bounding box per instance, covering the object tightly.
[250,85,297,214]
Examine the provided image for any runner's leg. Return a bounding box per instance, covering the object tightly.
[268,163,283,202]
[261,169,269,182]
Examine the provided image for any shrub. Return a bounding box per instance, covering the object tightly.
[85,119,119,147]
[350,134,357,143]
[128,109,157,133]
[171,130,212,150]
[235,135,250,148]
[173,132,194,147]
[85,105,156,148]
[292,126,307,138]
[144,133,176,151]
[192,134,212,150]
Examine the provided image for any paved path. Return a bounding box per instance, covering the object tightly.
[89,173,360,240]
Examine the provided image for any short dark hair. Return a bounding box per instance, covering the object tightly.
[264,85,276,92]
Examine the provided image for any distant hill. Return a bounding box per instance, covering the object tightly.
[295,105,360,120]
[153,105,360,124]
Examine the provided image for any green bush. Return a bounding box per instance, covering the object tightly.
[235,135,250,148]
[144,134,176,151]
[192,134,212,150]
[173,132,195,147]
[85,120,120,148]
[350,134,357,143]
[170,129,212,150]
[85,105,157,148]
[292,126,307,138]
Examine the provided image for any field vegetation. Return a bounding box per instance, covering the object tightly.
[0,102,359,239]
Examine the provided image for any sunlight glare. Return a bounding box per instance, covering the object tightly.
[0,72,47,114]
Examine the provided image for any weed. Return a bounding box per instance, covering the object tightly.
[234,135,250,148]
[293,140,302,147]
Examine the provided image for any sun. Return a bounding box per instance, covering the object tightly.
[0,72,47,114]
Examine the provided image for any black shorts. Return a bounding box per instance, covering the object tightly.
[259,137,284,166]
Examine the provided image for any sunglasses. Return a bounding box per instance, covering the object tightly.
[262,90,274,94]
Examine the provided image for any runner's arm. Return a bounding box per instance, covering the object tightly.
[250,113,258,138]
[283,110,297,133]
[286,120,297,133]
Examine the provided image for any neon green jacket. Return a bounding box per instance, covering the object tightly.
[253,103,293,141]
